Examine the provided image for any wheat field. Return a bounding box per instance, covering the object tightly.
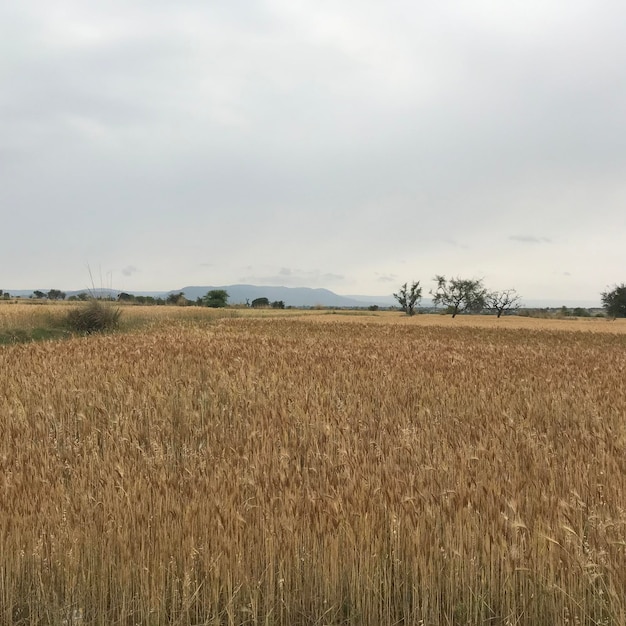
[0,307,624,625]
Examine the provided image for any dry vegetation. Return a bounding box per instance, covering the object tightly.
[0,307,625,625]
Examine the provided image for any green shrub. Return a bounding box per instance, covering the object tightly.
[65,300,122,334]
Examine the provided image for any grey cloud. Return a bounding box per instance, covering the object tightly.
[2,2,625,300]
[509,236,552,244]
[376,273,398,283]
[239,268,344,287]
[442,239,470,249]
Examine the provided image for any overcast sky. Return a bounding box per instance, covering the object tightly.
[2,1,625,302]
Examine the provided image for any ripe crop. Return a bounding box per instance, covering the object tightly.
[1,310,624,624]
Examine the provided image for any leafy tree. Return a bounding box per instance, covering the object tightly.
[271,300,285,309]
[251,297,270,308]
[572,307,590,317]
[488,289,521,318]
[117,292,135,302]
[203,290,229,308]
[393,281,422,316]
[47,289,66,300]
[431,276,487,318]
[134,295,157,305]
[601,283,626,319]
[33,290,46,299]
[166,292,185,305]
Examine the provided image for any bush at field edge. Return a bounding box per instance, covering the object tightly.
[65,300,122,334]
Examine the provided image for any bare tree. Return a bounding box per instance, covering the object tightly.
[431,275,487,318]
[488,289,522,318]
[393,281,422,316]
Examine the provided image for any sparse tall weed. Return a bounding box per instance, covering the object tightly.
[64,299,121,333]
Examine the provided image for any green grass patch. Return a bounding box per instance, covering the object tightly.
[0,327,71,345]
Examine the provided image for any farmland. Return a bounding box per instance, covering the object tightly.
[1,304,625,625]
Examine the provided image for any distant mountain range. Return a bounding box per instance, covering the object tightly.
[4,285,601,309]
[175,285,396,307]
[6,285,396,307]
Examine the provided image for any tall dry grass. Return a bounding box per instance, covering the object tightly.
[0,302,66,331]
[0,313,624,624]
